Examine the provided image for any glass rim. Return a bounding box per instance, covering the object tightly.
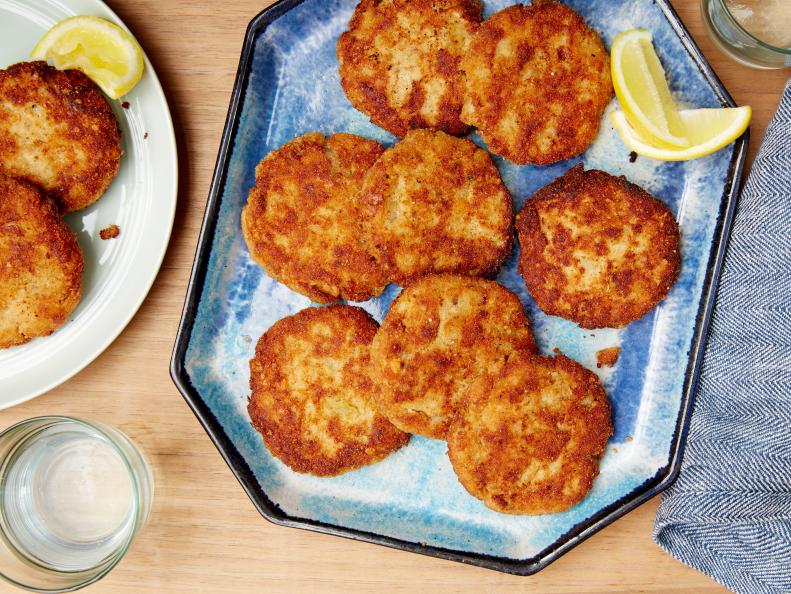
[0,416,146,593]
[715,0,791,55]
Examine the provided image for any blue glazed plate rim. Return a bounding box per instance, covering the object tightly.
[170,0,749,576]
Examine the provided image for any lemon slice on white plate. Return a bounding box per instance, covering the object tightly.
[31,15,144,99]
[611,28,690,149]
[611,106,751,161]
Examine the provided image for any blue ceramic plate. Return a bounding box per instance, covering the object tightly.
[171,0,747,575]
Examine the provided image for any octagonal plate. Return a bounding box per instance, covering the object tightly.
[171,0,747,575]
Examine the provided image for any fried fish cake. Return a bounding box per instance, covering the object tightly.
[370,274,536,439]
[516,165,681,328]
[242,132,388,303]
[460,1,612,165]
[0,62,122,213]
[359,129,513,286]
[447,351,612,514]
[248,305,409,476]
[0,174,83,349]
[337,0,481,138]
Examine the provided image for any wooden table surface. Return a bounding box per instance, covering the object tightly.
[1,0,787,592]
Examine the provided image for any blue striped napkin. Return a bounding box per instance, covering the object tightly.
[653,80,791,594]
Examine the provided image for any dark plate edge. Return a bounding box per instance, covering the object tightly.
[169,0,749,577]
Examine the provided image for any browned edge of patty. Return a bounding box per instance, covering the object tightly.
[247,305,410,476]
[460,1,612,165]
[0,173,83,349]
[0,61,122,213]
[241,132,388,303]
[337,0,483,137]
[369,273,536,439]
[447,350,612,514]
[359,129,514,287]
[516,164,681,328]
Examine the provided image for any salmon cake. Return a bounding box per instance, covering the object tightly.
[460,1,612,165]
[0,61,122,212]
[516,165,681,328]
[337,0,481,137]
[0,174,83,349]
[248,305,409,476]
[370,274,536,439]
[242,132,388,303]
[447,351,612,515]
[359,129,513,286]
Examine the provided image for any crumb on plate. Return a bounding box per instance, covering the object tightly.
[596,346,621,368]
[100,224,120,240]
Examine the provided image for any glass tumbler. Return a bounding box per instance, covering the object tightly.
[701,0,791,69]
[0,417,153,592]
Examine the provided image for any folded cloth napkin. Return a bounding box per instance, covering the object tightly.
[653,80,791,594]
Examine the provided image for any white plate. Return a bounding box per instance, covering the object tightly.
[0,0,178,408]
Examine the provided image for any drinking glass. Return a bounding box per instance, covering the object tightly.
[701,0,791,69]
[0,417,152,592]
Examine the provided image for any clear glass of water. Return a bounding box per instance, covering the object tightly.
[0,417,152,592]
[701,0,791,69]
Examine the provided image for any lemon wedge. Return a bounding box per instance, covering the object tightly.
[31,16,144,99]
[611,29,689,149]
[611,106,751,161]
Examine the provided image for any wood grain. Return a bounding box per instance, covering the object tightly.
[1,0,786,592]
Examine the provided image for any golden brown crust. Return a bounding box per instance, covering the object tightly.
[460,1,612,165]
[369,274,536,439]
[516,165,681,329]
[337,0,482,137]
[99,224,120,240]
[0,174,83,349]
[447,351,612,514]
[596,346,620,368]
[0,61,122,212]
[359,129,513,286]
[248,305,409,476]
[241,132,388,303]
